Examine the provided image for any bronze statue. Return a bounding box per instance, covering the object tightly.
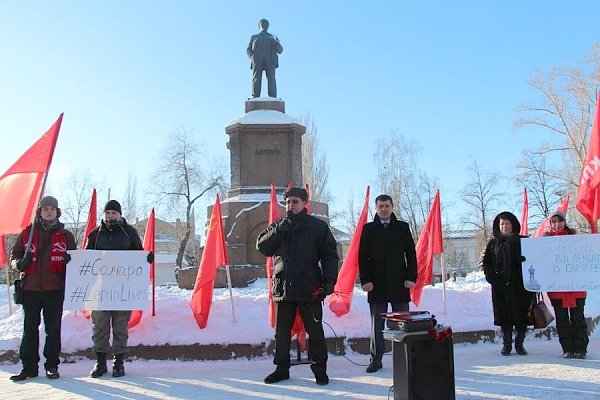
[247,19,283,98]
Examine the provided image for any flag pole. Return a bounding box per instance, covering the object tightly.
[5,264,12,315]
[224,264,237,323]
[440,253,447,315]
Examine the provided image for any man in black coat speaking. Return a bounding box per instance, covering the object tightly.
[359,194,417,373]
[256,187,339,386]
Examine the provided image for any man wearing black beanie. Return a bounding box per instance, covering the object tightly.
[85,199,151,378]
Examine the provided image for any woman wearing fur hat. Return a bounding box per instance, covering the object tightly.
[543,211,588,359]
[9,196,76,381]
[480,211,534,356]
[85,199,150,378]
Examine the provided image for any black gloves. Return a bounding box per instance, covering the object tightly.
[64,253,72,264]
[17,253,33,271]
[147,252,154,264]
[314,281,335,301]
[276,219,292,235]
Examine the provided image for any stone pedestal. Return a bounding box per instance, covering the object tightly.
[179,98,334,289]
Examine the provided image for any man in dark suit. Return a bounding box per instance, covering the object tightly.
[358,194,418,373]
[247,18,283,98]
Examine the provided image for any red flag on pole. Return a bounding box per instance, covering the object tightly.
[81,188,97,320]
[0,114,63,235]
[0,235,6,268]
[329,186,370,316]
[144,208,156,316]
[577,98,600,233]
[531,197,570,238]
[520,188,529,236]
[81,189,97,249]
[411,190,443,307]
[190,195,228,329]
[265,184,280,328]
[127,208,156,329]
[305,183,311,215]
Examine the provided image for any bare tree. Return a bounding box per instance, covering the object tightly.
[514,43,600,193]
[374,132,439,239]
[300,113,332,203]
[515,149,567,225]
[60,170,96,247]
[460,159,502,242]
[123,168,138,223]
[154,128,224,268]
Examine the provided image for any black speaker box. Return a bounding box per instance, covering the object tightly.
[392,334,455,400]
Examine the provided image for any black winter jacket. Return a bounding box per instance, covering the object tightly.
[85,218,143,251]
[256,209,339,302]
[358,213,417,304]
[480,211,533,328]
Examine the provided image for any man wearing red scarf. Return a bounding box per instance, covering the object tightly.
[9,196,76,381]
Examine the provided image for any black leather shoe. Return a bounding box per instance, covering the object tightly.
[501,343,511,356]
[10,369,38,382]
[264,369,289,384]
[573,353,587,359]
[563,352,574,359]
[366,361,382,373]
[45,368,60,379]
[315,372,329,385]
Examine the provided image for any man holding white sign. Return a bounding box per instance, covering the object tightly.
[82,200,152,378]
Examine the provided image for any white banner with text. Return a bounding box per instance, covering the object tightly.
[64,250,149,310]
[521,234,600,292]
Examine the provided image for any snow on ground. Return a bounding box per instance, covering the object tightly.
[1,271,599,399]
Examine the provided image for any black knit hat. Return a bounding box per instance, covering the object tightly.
[283,187,308,201]
[104,200,122,215]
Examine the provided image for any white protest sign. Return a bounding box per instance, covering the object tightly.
[521,234,600,292]
[64,250,149,310]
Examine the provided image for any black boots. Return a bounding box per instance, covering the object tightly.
[264,368,289,384]
[112,353,125,377]
[366,360,383,373]
[90,352,108,378]
[9,369,38,381]
[501,329,512,356]
[515,331,527,355]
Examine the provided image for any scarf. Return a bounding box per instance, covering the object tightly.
[21,225,68,274]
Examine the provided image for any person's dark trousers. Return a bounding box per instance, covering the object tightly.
[20,289,64,372]
[552,298,589,354]
[369,302,409,363]
[274,301,328,373]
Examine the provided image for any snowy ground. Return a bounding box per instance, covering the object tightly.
[1,271,599,399]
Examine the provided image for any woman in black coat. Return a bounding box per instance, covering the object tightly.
[480,211,533,356]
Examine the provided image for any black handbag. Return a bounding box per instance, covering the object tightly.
[13,276,26,305]
[528,292,555,329]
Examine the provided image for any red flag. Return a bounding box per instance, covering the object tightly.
[531,197,570,238]
[0,114,63,235]
[190,195,228,329]
[144,208,156,316]
[411,190,443,307]
[328,186,370,316]
[520,188,529,236]
[265,184,281,328]
[128,208,156,329]
[81,189,97,249]
[305,183,311,215]
[81,188,97,320]
[0,235,6,268]
[577,98,600,233]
